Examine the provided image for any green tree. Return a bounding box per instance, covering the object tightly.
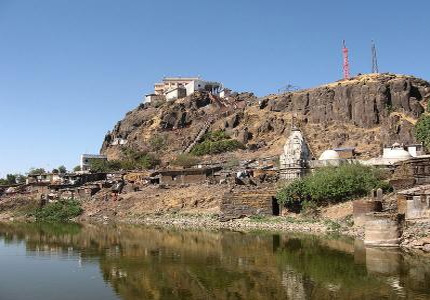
[28,168,47,175]
[73,165,81,172]
[58,165,67,174]
[149,135,167,152]
[415,114,430,150]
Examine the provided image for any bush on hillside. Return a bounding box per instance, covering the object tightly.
[171,153,201,168]
[33,200,83,222]
[89,151,160,172]
[415,114,430,150]
[191,139,245,156]
[276,164,391,208]
[190,130,244,156]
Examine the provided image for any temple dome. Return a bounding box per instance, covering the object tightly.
[319,150,340,160]
[382,146,411,160]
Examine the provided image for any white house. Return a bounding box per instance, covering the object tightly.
[185,79,222,96]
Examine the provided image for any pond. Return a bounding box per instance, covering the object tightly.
[0,222,429,300]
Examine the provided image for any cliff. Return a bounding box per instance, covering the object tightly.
[101,73,430,162]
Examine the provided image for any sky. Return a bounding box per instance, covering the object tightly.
[0,0,429,176]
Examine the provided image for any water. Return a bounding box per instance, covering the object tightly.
[0,223,429,300]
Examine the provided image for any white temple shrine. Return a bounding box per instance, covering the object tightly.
[279,126,313,180]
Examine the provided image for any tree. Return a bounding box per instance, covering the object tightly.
[28,168,47,175]
[0,174,24,185]
[6,174,16,184]
[58,165,67,174]
[149,135,167,152]
[415,114,430,150]
[73,165,81,172]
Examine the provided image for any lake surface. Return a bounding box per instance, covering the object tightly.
[0,223,429,300]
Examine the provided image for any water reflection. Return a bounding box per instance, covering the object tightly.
[0,223,429,300]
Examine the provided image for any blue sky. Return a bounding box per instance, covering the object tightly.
[0,0,429,176]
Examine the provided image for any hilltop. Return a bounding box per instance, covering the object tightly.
[101,73,430,163]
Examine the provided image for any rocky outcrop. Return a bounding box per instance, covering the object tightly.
[263,74,429,129]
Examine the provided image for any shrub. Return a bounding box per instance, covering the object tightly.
[149,135,167,152]
[277,164,390,208]
[33,200,83,222]
[191,140,245,156]
[171,153,201,168]
[28,168,46,175]
[415,114,430,150]
[89,149,160,172]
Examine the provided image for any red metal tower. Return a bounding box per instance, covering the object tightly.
[342,40,350,80]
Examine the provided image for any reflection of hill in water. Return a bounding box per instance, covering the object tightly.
[0,223,429,300]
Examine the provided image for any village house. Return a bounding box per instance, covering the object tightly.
[158,167,221,185]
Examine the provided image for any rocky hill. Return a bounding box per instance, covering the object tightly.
[101,73,430,163]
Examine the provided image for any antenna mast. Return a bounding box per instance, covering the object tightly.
[371,40,379,73]
[342,40,350,80]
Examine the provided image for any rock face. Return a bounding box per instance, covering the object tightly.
[263,74,429,129]
[101,74,430,162]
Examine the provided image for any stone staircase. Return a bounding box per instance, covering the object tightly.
[183,118,214,154]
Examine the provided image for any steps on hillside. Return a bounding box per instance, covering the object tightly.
[183,118,214,153]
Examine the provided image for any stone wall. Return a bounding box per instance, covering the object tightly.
[220,190,277,221]
[160,174,208,185]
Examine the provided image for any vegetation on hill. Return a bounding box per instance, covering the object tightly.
[415,112,430,150]
[276,164,390,210]
[90,148,160,172]
[33,200,83,222]
[0,174,26,185]
[171,153,201,168]
[191,130,245,156]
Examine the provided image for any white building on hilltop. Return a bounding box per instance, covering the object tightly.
[279,126,313,180]
[145,76,223,103]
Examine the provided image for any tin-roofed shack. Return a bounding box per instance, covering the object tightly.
[159,167,222,185]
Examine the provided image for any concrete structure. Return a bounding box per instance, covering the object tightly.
[383,143,412,161]
[398,185,430,220]
[362,143,425,166]
[279,126,312,180]
[407,144,425,157]
[146,76,224,102]
[158,167,221,185]
[184,79,222,96]
[319,149,340,160]
[333,147,356,159]
[26,173,61,185]
[220,189,278,221]
[164,87,187,101]
[353,199,382,226]
[144,94,165,103]
[111,138,127,146]
[80,154,107,171]
[154,77,200,95]
[364,213,402,247]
